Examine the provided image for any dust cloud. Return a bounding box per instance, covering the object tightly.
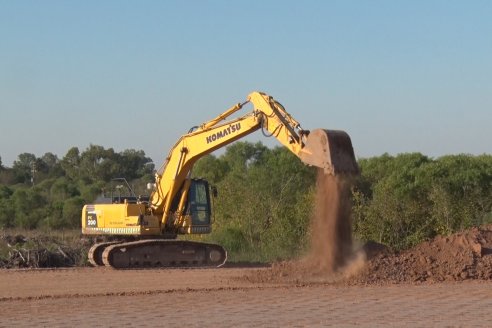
[246,169,363,284]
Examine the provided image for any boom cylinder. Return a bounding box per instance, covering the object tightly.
[200,101,248,130]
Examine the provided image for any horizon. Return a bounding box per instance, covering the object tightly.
[1,139,490,169]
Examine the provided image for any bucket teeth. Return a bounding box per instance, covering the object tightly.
[299,129,359,175]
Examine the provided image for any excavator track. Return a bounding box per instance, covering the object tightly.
[100,239,227,269]
[88,241,124,266]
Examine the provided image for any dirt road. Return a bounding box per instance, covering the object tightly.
[1,267,492,327]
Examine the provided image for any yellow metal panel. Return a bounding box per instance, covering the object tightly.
[82,203,160,236]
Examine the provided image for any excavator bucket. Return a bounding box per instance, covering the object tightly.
[299,129,359,176]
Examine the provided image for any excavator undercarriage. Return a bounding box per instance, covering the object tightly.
[89,239,227,268]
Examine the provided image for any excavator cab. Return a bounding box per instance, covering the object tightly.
[186,179,213,233]
[169,178,214,235]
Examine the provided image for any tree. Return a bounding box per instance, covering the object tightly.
[50,177,79,202]
[221,142,268,172]
[11,188,47,228]
[193,154,229,183]
[62,196,86,228]
[0,185,13,199]
[353,153,492,250]
[118,149,154,180]
[76,145,122,182]
[204,143,316,261]
[423,155,492,229]
[0,168,15,185]
[41,152,58,169]
[0,185,14,228]
[0,198,14,228]
[61,147,81,180]
[12,153,37,184]
[38,152,64,179]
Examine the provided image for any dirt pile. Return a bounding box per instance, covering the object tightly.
[351,225,492,284]
[245,170,359,284]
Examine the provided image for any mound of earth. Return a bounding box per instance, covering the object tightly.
[351,225,492,284]
[245,225,492,285]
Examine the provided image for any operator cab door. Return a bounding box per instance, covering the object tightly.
[188,179,212,229]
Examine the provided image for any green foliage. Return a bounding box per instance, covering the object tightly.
[0,198,15,228]
[353,153,492,250]
[60,147,80,180]
[62,197,86,228]
[12,153,36,184]
[0,185,15,228]
[0,168,15,185]
[0,145,154,231]
[1,142,491,262]
[11,188,47,229]
[78,182,103,203]
[50,178,80,202]
[0,185,13,199]
[194,143,316,262]
[192,155,229,183]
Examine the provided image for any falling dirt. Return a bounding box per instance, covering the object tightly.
[307,171,354,273]
[245,169,360,284]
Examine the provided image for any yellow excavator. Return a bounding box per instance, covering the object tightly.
[82,91,358,268]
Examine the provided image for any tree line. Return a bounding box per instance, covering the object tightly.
[353,152,492,250]
[0,146,154,229]
[194,145,492,260]
[1,143,491,260]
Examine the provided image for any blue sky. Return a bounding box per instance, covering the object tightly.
[1,1,491,166]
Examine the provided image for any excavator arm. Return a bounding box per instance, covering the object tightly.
[149,91,358,228]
